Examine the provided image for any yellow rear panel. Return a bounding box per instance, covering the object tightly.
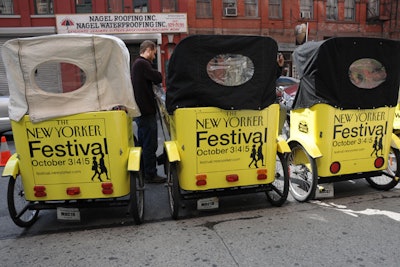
[290,104,394,177]
[170,105,280,190]
[12,111,134,200]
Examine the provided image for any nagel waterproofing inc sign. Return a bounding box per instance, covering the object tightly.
[56,13,187,34]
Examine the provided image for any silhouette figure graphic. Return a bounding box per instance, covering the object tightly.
[99,153,110,180]
[91,156,103,182]
[249,144,258,168]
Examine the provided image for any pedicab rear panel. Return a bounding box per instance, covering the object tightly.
[290,37,400,178]
[170,105,279,191]
[11,111,133,201]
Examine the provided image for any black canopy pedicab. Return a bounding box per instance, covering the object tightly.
[287,37,400,202]
[159,35,291,219]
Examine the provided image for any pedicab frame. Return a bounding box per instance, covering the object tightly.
[287,37,400,202]
[1,34,145,227]
[160,35,291,219]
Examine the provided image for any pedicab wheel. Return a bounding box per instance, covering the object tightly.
[167,162,180,220]
[129,170,145,224]
[287,143,318,202]
[366,147,400,190]
[266,153,289,206]
[7,175,39,227]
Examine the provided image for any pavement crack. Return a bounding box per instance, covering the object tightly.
[198,215,262,266]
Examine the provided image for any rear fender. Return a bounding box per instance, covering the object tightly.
[128,147,141,171]
[391,133,400,150]
[2,153,20,178]
[164,141,180,163]
[276,136,291,154]
[288,139,322,159]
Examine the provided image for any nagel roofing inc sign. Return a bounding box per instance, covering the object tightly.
[56,13,187,34]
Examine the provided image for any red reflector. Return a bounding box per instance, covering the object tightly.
[330,162,341,174]
[226,174,239,182]
[257,169,267,175]
[196,180,207,186]
[196,174,207,180]
[257,174,267,180]
[66,187,80,195]
[101,182,113,189]
[374,157,385,168]
[34,185,47,197]
[102,188,114,194]
[101,183,113,194]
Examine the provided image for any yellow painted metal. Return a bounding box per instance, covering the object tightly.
[167,104,285,191]
[11,111,135,201]
[393,103,400,133]
[290,104,395,177]
[277,136,291,154]
[128,147,142,171]
[164,141,180,162]
[2,153,20,178]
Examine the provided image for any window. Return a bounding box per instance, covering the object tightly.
[367,0,379,19]
[108,0,124,13]
[161,0,176,12]
[134,0,148,12]
[35,0,53,15]
[245,0,258,17]
[223,0,236,16]
[344,0,355,21]
[197,0,212,18]
[0,0,13,14]
[300,0,313,19]
[269,0,282,19]
[76,0,92,13]
[207,54,254,87]
[326,0,338,20]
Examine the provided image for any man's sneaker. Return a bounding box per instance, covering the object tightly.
[145,175,166,184]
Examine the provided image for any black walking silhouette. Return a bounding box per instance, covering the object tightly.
[249,144,258,168]
[91,156,103,182]
[99,153,110,180]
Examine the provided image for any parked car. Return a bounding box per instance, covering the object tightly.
[276,75,299,98]
[0,96,11,135]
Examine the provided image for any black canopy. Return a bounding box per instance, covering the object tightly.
[292,37,400,110]
[166,35,279,113]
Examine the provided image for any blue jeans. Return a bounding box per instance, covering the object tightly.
[135,114,158,178]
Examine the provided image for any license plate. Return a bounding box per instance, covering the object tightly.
[197,197,219,210]
[57,207,81,221]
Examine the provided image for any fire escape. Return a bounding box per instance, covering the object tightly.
[367,0,400,39]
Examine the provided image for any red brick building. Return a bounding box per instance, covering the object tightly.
[1,0,399,93]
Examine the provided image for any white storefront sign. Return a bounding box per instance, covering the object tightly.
[56,13,187,34]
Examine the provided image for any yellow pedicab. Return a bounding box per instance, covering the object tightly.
[1,34,144,227]
[287,37,400,202]
[160,35,290,219]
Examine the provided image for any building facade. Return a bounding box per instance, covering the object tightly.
[0,0,399,93]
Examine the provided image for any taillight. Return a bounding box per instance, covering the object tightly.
[102,183,113,194]
[257,169,267,180]
[226,174,239,182]
[66,187,81,195]
[330,162,341,174]
[374,157,384,168]
[34,185,47,197]
[196,174,207,186]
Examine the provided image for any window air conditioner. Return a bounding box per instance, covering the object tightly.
[300,11,311,19]
[224,7,237,17]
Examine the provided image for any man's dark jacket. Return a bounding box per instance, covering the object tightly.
[131,56,162,115]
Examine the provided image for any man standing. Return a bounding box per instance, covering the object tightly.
[131,40,166,183]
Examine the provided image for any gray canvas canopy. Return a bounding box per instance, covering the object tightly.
[2,34,140,122]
